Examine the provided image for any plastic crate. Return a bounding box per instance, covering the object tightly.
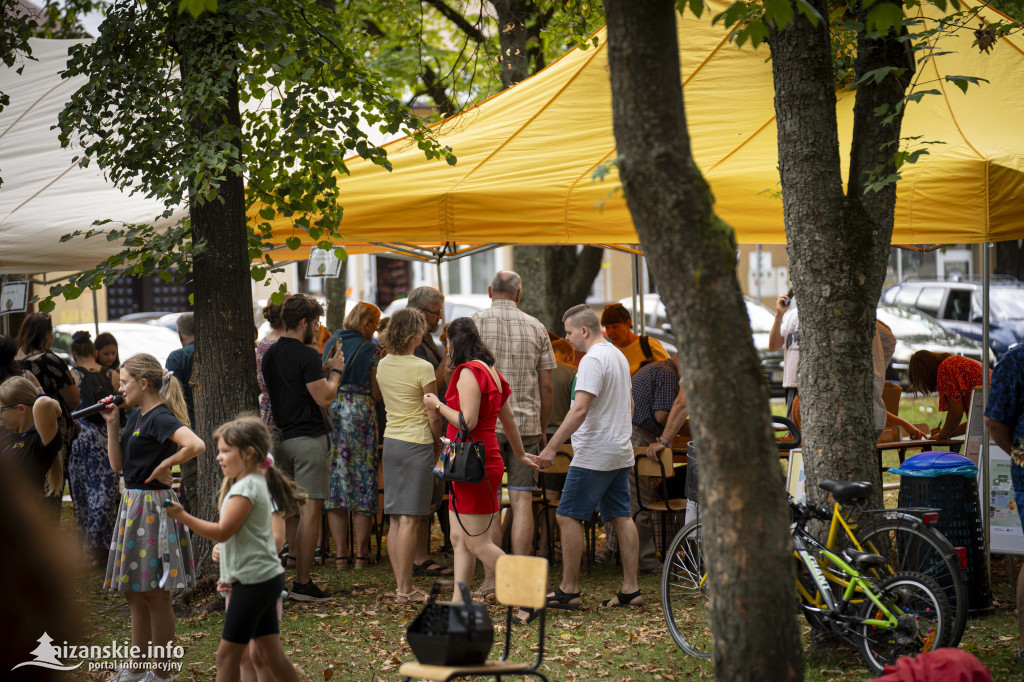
[898,474,993,616]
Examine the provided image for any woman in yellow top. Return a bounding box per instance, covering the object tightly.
[375,308,443,603]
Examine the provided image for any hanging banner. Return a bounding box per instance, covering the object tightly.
[1,281,28,315]
[305,247,343,279]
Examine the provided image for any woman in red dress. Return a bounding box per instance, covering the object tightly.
[909,351,990,438]
[423,317,540,602]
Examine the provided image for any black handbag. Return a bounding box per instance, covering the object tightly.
[440,412,486,484]
[406,582,495,666]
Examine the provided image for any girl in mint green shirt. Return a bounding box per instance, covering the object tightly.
[168,416,301,681]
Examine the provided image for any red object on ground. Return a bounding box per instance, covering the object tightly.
[874,649,991,681]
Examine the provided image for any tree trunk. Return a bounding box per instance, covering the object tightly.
[492,0,532,87]
[768,0,912,509]
[603,2,803,678]
[177,10,261,577]
[324,261,349,331]
[995,240,1024,279]
[514,245,603,335]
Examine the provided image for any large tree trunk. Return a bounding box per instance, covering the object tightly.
[492,0,532,86]
[514,245,603,335]
[177,10,261,577]
[603,2,802,678]
[768,0,912,509]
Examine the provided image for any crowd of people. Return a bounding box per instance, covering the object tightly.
[2,270,1018,679]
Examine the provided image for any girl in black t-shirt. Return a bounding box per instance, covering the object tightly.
[100,353,206,681]
[0,376,63,506]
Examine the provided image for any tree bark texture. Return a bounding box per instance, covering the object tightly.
[513,245,603,336]
[604,2,803,678]
[492,0,532,86]
[768,0,912,509]
[177,12,261,576]
[325,261,349,331]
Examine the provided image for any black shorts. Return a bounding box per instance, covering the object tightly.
[222,573,285,644]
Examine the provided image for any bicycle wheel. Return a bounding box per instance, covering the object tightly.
[854,516,967,648]
[856,571,949,675]
[661,520,712,658]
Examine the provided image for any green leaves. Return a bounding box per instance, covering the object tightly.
[178,0,218,19]
[944,74,989,94]
[865,3,904,35]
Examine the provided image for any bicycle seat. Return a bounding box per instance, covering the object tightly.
[842,548,888,569]
[819,479,872,504]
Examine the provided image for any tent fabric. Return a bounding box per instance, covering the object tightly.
[264,0,1024,251]
[0,39,182,275]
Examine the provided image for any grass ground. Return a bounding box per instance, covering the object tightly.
[57,396,1022,680]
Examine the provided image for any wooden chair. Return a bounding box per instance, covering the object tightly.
[533,449,572,561]
[633,446,687,559]
[399,555,550,681]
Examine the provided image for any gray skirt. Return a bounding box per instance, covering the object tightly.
[382,437,436,516]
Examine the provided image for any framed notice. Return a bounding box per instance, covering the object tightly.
[962,388,986,463]
[983,443,1024,555]
[786,449,806,503]
[1,281,28,315]
[305,247,343,279]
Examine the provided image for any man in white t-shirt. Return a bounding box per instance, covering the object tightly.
[537,304,641,611]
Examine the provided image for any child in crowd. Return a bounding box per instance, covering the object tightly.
[168,416,301,682]
[101,354,205,682]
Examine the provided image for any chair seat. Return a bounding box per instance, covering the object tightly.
[399,660,536,680]
[643,499,687,512]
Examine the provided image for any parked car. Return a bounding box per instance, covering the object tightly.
[875,302,992,386]
[616,294,785,394]
[52,321,184,368]
[381,293,492,323]
[881,277,1024,359]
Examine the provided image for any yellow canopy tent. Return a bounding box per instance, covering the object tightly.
[261,0,1024,259]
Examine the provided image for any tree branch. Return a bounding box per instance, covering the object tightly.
[422,0,487,43]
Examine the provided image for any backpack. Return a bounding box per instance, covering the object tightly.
[74,366,117,426]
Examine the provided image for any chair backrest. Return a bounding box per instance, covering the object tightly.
[633,446,674,477]
[495,555,548,609]
[882,382,902,415]
[556,443,574,457]
[544,451,572,475]
[792,395,802,429]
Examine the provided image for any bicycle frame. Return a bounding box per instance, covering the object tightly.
[793,531,899,631]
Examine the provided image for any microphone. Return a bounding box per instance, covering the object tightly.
[72,394,125,419]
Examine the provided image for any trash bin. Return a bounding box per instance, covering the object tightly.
[892,451,993,617]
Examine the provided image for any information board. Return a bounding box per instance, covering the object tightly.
[1,281,28,315]
[983,443,1024,555]
[305,247,343,279]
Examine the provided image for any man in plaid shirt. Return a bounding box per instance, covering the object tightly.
[473,271,555,557]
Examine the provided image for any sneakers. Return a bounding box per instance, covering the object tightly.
[289,579,331,602]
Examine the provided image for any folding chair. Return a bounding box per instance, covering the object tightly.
[399,555,550,681]
[533,449,572,560]
[632,446,686,559]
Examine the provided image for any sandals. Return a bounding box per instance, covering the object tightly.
[516,607,544,624]
[281,554,297,569]
[335,557,351,569]
[353,556,372,569]
[395,587,429,604]
[471,585,496,603]
[413,559,454,577]
[601,589,643,608]
[545,586,581,611]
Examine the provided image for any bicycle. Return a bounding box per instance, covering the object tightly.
[661,500,950,674]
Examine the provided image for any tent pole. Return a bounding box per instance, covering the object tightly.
[630,252,642,334]
[639,246,646,335]
[982,244,992,591]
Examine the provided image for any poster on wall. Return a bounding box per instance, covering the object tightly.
[985,443,1024,555]
[1,281,28,315]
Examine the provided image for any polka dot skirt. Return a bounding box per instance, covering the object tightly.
[104,488,196,592]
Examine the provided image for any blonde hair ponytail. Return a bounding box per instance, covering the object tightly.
[121,354,190,426]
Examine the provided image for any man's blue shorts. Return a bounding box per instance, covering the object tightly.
[557,465,631,524]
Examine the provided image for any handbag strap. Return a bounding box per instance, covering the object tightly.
[456,411,471,440]
[446,466,495,539]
